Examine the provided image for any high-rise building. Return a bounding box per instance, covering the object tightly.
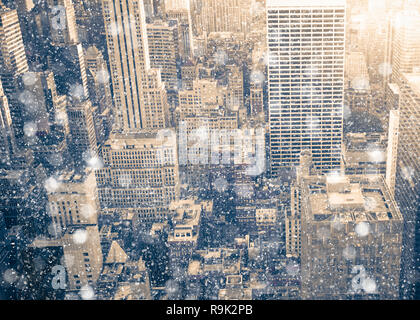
[344,51,371,114]
[0,81,16,167]
[46,0,79,45]
[31,225,103,292]
[341,132,387,176]
[386,109,399,196]
[95,130,179,225]
[167,199,202,272]
[0,4,28,75]
[66,99,98,167]
[147,21,178,91]
[96,241,151,300]
[390,11,420,85]
[177,79,223,119]
[249,83,264,115]
[166,7,194,62]
[46,169,99,232]
[297,153,403,300]
[267,0,345,175]
[0,4,29,144]
[102,0,169,131]
[164,0,189,11]
[195,0,251,35]
[394,72,420,299]
[180,62,196,90]
[17,71,59,136]
[50,43,89,99]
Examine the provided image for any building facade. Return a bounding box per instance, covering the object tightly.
[267,0,345,175]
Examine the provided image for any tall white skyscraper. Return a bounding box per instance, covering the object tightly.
[267,0,346,175]
[102,0,169,131]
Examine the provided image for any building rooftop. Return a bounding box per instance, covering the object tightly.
[303,175,403,223]
[105,241,128,264]
[56,169,94,185]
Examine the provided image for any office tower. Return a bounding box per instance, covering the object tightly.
[177,79,222,118]
[16,71,72,174]
[267,0,345,175]
[390,11,420,85]
[0,81,16,167]
[296,153,403,300]
[74,0,106,48]
[286,182,302,258]
[0,164,47,231]
[166,8,194,62]
[85,46,113,113]
[226,65,244,111]
[167,199,202,273]
[47,169,99,232]
[50,43,89,99]
[364,1,391,85]
[250,83,264,115]
[17,71,59,136]
[386,109,399,196]
[95,130,179,224]
[31,225,103,292]
[11,1,34,55]
[66,99,98,167]
[0,4,29,144]
[164,0,189,11]
[46,0,79,45]
[196,0,251,35]
[147,21,178,91]
[84,47,113,145]
[385,83,400,114]
[0,4,28,75]
[96,242,151,300]
[344,52,371,114]
[102,0,169,131]
[394,73,420,299]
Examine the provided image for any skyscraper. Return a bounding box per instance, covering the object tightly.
[267,0,346,175]
[102,0,169,131]
[386,109,399,196]
[195,0,251,35]
[394,72,420,299]
[47,169,99,232]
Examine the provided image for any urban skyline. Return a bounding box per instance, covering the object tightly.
[0,0,418,301]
